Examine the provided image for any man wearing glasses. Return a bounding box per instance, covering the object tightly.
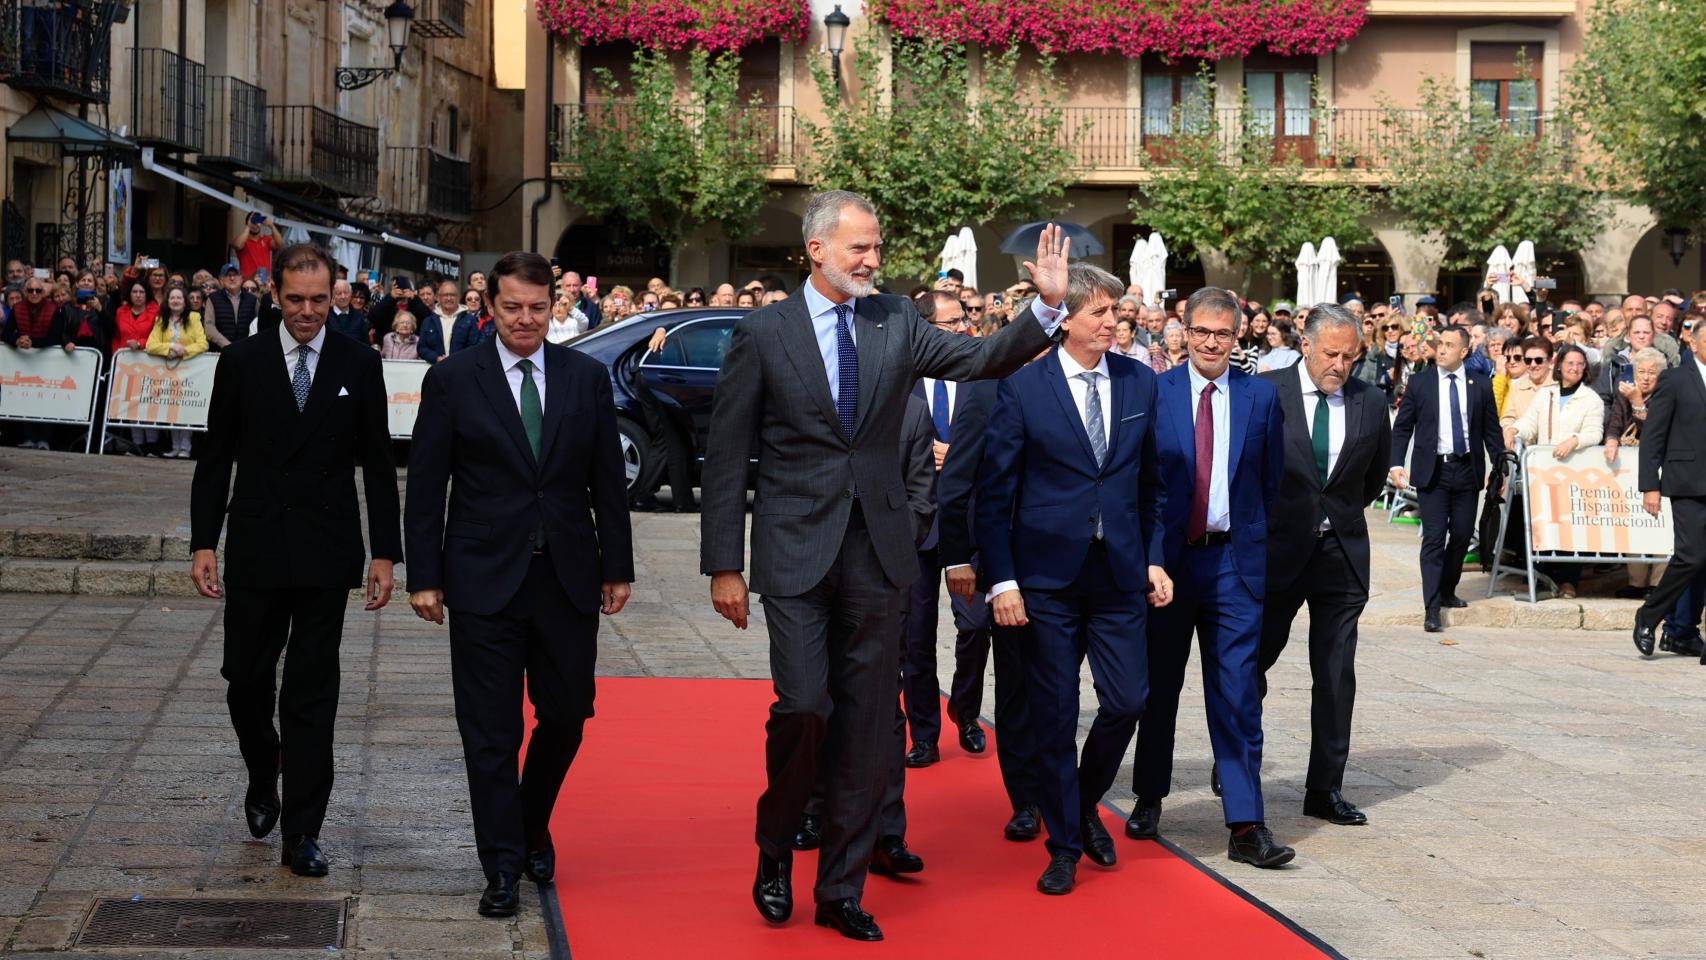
[963,294,987,332]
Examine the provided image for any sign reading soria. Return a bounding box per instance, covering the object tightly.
[536,0,810,50]
[106,349,219,430]
[0,345,102,425]
[1525,445,1673,558]
[867,0,1367,57]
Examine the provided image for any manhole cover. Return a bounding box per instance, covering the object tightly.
[76,898,348,949]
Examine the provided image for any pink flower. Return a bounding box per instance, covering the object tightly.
[536,0,811,51]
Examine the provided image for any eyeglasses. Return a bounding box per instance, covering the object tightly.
[1186,326,1235,344]
[1370,311,1388,320]
[967,306,984,314]
[1382,323,1403,331]
[1524,357,1549,366]
[23,287,43,295]
[934,318,972,329]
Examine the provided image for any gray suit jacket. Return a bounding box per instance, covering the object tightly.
[700,287,1055,597]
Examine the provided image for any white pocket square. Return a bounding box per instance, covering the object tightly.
[1120,412,1145,422]
[338,386,350,397]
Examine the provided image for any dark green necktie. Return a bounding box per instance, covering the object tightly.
[1312,389,1331,485]
[519,359,545,548]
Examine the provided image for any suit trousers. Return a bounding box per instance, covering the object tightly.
[1418,458,1480,611]
[1642,497,1706,633]
[448,553,598,880]
[1257,532,1366,792]
[991,621,1040,811]
[1023,541,1149,860]
[221,585,350,840]
[1134,542,1266,826]
[757,504,903,903]
[901,548,993,745]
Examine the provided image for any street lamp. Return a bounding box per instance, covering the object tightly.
[334,0,416,91]
[1664,226,1690,267]
[824,5,850,86]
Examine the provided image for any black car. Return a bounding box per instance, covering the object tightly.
[568,308,747,499]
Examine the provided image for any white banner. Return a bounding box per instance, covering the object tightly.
[106,167,132,265]
[383,359,430,439]
[0,345,103,424]
[105,349,218,430]
[1525,444,1674,557]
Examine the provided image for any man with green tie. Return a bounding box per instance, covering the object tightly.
[1255,302,1391,829]
[404,251,634,918]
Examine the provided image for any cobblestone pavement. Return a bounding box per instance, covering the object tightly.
[0,454,1703,957]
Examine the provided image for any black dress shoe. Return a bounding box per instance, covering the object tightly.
[1211,766,1222,797]
[1004,803,1041,841]
[814,897,882,941]
[1661,632,1705,657]
[904,742,940,768]
[1302,789,1368,826]
[1633,618,1657,657]
[280,835,328,877]
[524,833,555,884]
[478,872,520,917]
[752,851,792,924]
[869,835,923,876]
[1442,595,1469,609]
[1424,610,1443,633]
[1227,825,1295,869]
[1036,853,1077,895]
[792,813,823,851]
[1124,798,1161,840]
[957,720,986,754]
[1080,807,1117,867]
[244,782,280,839]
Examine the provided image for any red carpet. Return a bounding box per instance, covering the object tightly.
[532,677,1332,958]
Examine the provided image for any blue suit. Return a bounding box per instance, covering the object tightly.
[418,311,480,364]
[1133,363,1283,826]
[975,349,1162,860]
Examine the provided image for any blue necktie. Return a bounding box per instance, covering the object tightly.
[1447,372,1467,455]
[931,378,951,442]
[834,304,858,439]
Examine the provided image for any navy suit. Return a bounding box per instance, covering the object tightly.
[1134,364,1283,827]
[418,311,479,364]
[976,350,1162,860]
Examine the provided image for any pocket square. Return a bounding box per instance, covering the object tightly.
[338,386,350,397]
[1120,412,1145,422]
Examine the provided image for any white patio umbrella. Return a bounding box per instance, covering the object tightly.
[938,232,963,282]
[1487,244,1515,304]
[1128,235,1146,291]
[1294,241,1318,309]
[1510,240,1536,305]
[1313,237,1341,306]
[1145,233,1168,306]
[956,226,979,291]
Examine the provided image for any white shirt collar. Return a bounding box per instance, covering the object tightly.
[1298,360,1337,398]
[495,335,544,372]
[1057,347,1110,380]
[1438,363,1466,384]
[802,277,852,322]
[279,321,326,356]
[1186,361,1230,394]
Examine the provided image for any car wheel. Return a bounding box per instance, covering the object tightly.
[616,417,664,500]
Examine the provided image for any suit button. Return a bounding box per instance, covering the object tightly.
[842,489,852,499]
[528,531,537,542]
[537,491,545,500]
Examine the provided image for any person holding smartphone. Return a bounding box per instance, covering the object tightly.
[232,211,284,280]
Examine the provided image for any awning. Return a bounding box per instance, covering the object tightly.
[138,148,461,277]
[8,106,136,155]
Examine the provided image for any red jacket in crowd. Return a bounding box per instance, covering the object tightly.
[113,302,159,354]
[5,297,58,343]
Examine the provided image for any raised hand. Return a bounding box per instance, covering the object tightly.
[1023,223,1072,309]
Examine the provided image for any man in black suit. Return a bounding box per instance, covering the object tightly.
[190,243,401,878]
[1633,351,1706,661]
[900,291,992,768]
[1257,303,1392,826]
[1389,324,1504,633]
[404,251,633,918]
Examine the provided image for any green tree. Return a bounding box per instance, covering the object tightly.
[799,39,1078,283]
[1380,77,1606,271]
[1566,0,1706,232]
[556,48,773,283]
[1132,89,1373,288]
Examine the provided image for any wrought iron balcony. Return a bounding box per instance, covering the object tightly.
[203,75,267,170]
[131,47,205,152]
[553,102,799,169]
[265,105,378,198]
[0,0,124,104]
[383,146,470,221]
[411,0,464,38]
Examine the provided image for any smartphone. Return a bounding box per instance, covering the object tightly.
[586,275,598,295]
[140,258,159,269]
[1160,288,1178,300]
[1535,278,1558,290]
[31,268,49,280]
[1388,294,1403,311]
[550,257,560,268]
[248,212,266,226]
[990,293,1003,305]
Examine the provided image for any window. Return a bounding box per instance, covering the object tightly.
[1244,53,1315,138]
[1142,58,1212,137]
[1470,43,1541,134]
[650,320,736,369]
[447,105,459,155]
[580,41,637,104]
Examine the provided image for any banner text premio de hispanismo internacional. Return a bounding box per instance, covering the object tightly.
[1525,445,1673,558]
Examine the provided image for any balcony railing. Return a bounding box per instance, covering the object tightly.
[0,0,122,103]
[412,0,465,38]
[265,105,378,197]
[131,48,205,152]
[553,102,798,168]
[203,75,267,170]
[383,146,470,220]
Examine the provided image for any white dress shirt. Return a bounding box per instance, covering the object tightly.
[495,336,547,412]
[1435,364,1471,454]
[1695,353,1706,394]
[921,377,958,422]
[1299,363,1346,530]
[801,279,1064,406]
[1186,363,1231,533]
[279,322,326,386]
